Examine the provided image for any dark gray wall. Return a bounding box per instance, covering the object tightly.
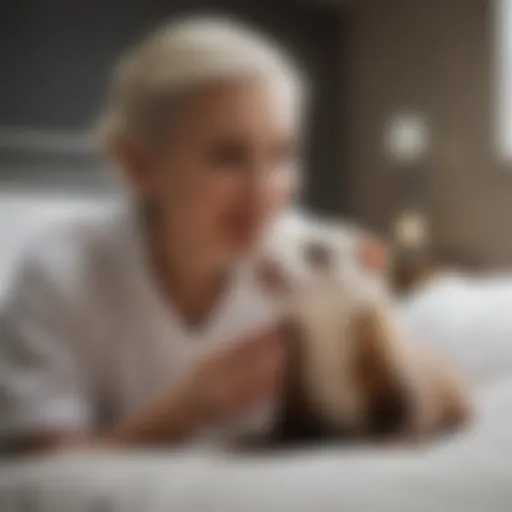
[344,0,512,267]
[0,0,346,214]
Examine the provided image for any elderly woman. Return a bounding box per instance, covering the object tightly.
[0,17,305,453]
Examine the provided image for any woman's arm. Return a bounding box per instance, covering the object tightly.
[11,378,201,454]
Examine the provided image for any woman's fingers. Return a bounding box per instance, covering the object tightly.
[236,333,287,407]
[231,354,284,411]
[199,324,289,421]
[237,326,287,381]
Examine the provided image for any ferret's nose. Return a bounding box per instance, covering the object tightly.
[367,383,412,437]
[256,257,288,294]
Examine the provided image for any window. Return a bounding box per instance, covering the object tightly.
[496,0,512,160]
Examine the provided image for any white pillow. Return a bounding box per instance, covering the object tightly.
[400,274,512,386]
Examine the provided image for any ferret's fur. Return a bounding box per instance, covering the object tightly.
[257,214,470,443]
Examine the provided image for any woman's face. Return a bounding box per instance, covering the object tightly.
[129,80,300,259]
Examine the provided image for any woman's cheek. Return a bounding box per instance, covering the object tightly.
[268,166,298,215]
[193,175,242,231]
[210,177,265,247]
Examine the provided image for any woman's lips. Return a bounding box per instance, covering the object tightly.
[228,215,267,244]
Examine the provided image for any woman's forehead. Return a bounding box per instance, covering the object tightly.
[175,79,300,135]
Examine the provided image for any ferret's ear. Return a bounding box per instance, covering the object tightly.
[256,258,290,295]
[359,237,390,274]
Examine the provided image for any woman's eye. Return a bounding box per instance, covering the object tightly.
[270,140,297,167]
[208,141,248,169]
[205,138,297,172]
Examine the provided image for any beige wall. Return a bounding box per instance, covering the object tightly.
[344,0,512,267]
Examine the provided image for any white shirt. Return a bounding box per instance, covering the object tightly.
[0,202,281,444]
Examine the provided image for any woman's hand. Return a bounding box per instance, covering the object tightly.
[103,324,289,448]
[190,325,288,426]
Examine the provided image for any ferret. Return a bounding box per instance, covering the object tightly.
[255,215,471,444]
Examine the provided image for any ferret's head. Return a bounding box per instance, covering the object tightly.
[256,219,416,439]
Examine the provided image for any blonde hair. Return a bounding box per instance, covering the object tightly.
[98,16,305,154]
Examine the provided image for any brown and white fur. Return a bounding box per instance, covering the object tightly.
[256,215,471,443]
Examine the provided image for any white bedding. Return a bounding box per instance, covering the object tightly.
[1,189,511,512]
[0,386,511,512]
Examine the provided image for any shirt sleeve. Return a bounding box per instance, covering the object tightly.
[0,248,93,444]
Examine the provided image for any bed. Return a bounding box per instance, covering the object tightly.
[1,187,511,512]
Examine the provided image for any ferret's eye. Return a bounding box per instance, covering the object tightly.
[304,241,331,269]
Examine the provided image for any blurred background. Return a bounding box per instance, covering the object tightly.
[1,0,512,274]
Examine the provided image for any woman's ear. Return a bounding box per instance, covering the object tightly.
[115,137,155,194]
